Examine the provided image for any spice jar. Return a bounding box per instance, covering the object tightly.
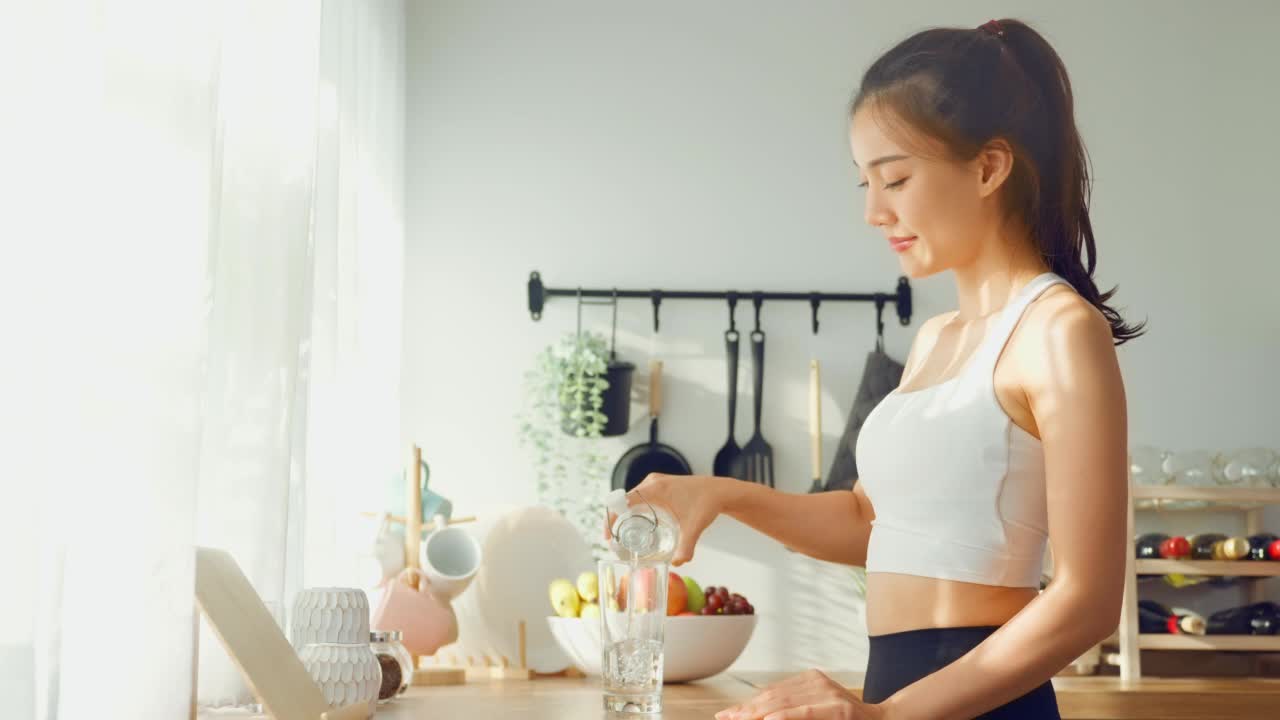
[370,630,414,702]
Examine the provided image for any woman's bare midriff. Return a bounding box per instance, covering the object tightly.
[865,572,1038,636]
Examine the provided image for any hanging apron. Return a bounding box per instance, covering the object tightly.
[823,348,904,491]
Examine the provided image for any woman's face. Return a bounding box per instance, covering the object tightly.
[849,106,991,279]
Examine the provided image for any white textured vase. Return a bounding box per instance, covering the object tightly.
[298,642,381,715]
[291,587,371,647]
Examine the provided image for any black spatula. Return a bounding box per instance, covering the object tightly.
[712,327,745,479]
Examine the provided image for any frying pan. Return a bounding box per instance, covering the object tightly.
[611,358,692,491]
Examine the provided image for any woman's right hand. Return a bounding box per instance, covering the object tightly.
[604,473,732,568]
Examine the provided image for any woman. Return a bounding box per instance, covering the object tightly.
[610,18,1144,720]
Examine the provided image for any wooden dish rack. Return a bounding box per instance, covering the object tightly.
[397,445,586,686]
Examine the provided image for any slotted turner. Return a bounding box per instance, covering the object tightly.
[741,327,774,486]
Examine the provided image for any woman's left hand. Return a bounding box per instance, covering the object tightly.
[715,669,889,720]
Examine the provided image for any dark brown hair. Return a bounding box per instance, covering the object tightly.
[851,18,1145,344]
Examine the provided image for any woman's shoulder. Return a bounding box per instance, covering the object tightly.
[1021,282,1108,342]
[1013,282,1118,385]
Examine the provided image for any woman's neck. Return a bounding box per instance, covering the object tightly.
[950,232,1050,322]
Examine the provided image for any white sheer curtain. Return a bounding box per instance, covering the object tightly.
[0,1,405,717]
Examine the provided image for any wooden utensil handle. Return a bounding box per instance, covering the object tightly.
[649,359,663,418]
[407,446,423,583]
[809,360,821,480]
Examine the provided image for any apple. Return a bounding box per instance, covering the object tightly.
[617,567,660,611]
[666,571,688,616]
[682,576,706,614]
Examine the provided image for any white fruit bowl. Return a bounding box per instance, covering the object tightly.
[546,614,757,683]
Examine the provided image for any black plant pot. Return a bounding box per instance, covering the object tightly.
[560,358,635,438]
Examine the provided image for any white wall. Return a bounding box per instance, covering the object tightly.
[403,1,1280,671]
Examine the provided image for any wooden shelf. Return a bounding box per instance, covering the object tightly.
[1135,559,1280,577]
[1137,634,1280,652]
[1119,480,1280,681]
[1133,486,1280,511]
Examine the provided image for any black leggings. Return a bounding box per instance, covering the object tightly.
[861,625,1061,719]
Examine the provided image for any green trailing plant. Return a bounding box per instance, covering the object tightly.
[517,330,615,558]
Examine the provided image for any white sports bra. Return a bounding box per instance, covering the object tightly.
[855,272,1070,588]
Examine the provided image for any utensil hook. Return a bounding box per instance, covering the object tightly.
[576,287,621,356]
[575,287,584,338]
[651,290,662,333]
[874,297,886,352]
[752,293,764,334]
[609,288,619,359]
[726,292,738,335]
[809,293,821,335]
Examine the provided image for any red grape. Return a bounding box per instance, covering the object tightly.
[698,584,758,615]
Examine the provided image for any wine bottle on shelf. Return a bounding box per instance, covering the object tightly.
[1138,600,1173,633]
[1245,533,1279,561]
[1237,602,1278,635]
[1188,533,1227,560]
[1158,535,1191,559]
[1168,606,1208,635]
[1207,602,1280,635]
[1210,536,1251,561]
[1138,600,1207,635]
[1252,606,1279,635]
[1135,533,1169,559]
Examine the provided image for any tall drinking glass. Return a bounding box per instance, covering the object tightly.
[598,559,667,714]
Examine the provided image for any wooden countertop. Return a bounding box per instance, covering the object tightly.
[372,671,1280,720]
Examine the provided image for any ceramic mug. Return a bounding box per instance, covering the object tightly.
[371,567,458,657]
[419,515,482,601]
[392,458,454,525]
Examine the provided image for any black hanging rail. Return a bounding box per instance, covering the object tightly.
[527,270,913,333]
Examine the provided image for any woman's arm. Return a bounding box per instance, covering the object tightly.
[612,474,872,567]
[721,482,875,566]
[880,297,1129,720]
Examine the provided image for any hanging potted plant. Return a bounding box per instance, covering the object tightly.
[553,331,635,437]
[528,292,634,438]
